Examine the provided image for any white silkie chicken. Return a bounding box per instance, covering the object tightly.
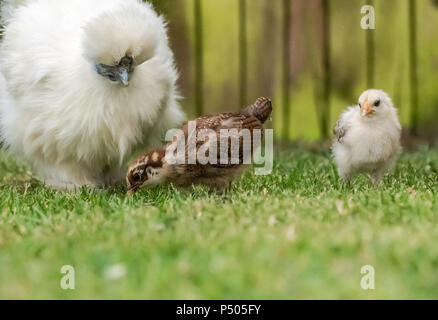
[0,0,185,189]
[332,89,402,184]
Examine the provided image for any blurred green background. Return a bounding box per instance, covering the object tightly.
[148,0,438,141]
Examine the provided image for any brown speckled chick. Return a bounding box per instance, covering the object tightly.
[126,97,273,194]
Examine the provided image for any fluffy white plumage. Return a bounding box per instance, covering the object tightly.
[0,0,185,188]
[1,0,31,24]
[332,89,402,184]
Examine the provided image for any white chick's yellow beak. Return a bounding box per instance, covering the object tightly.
[361,99,375,117]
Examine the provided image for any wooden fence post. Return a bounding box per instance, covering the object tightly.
[194,0,204,117]
[365,0,375,88]
[408,0,419,135]
[239,0,248,108]
[282,0,291,140]
[321,0,331,140]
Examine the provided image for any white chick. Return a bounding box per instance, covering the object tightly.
[0,0,185,189]
[332,89,402,184]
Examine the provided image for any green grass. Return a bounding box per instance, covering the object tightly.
[0,146,437,299]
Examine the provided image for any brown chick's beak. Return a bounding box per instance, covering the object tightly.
[126,185,140,196]
[362,101,374,117]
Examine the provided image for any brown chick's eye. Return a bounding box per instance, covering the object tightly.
[359,104,362,109]
[374,100,381,107]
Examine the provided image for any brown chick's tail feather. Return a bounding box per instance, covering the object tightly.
[242,97,273,124]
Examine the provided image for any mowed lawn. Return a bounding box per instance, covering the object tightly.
[0,146,437,299]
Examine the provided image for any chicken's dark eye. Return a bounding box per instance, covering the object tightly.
[131,168,145,182]
[374,100,381,107]
[359,104,362,109]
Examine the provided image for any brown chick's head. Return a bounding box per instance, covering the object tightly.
[126,149,166,195]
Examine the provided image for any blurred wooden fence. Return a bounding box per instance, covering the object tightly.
[176,0,422,140]
[0,1,426,140]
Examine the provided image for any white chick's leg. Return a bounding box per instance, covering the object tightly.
[338,166,352,184]
[371,154,399,186]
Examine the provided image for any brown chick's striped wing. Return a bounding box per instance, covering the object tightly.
[167,113,264,167]
[167,113,235,166]
[198,113,264,167]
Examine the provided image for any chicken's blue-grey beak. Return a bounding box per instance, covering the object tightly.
[94,56,133,87]
[119,68,130,86]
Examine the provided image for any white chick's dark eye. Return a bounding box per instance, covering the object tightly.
[374,100,381,107]
[359,104,362,109]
